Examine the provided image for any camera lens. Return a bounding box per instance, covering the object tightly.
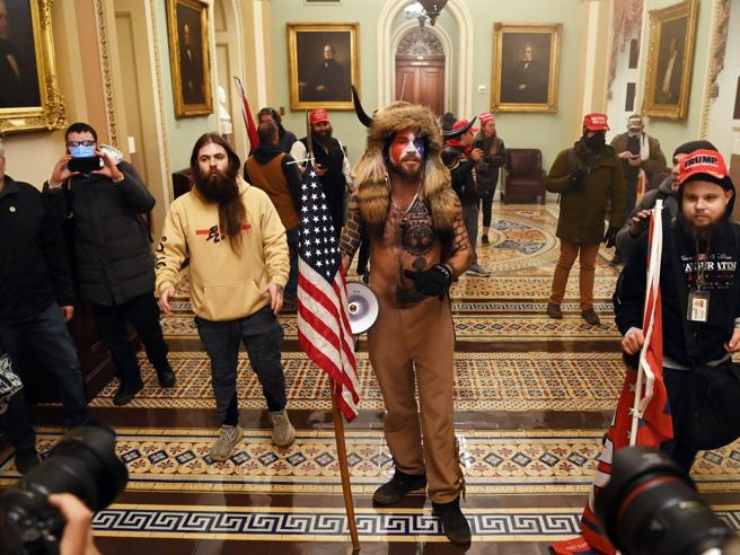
[596,447,734,555]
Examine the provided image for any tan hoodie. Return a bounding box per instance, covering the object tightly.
[155,178,289,321]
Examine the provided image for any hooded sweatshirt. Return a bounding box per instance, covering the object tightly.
[614,178,740,368]
[155,178,288,321]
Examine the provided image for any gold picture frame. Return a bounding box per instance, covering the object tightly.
[0,0,66,134]
[643,0,698,120]
[287,22,359,111]
[490,23,561,113]
[166,0,213,118]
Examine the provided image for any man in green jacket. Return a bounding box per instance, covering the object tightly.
[546,113,626,325]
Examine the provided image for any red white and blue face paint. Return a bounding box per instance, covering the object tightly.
[389,130,425,167]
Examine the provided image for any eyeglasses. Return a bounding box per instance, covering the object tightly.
[67,140,95,148]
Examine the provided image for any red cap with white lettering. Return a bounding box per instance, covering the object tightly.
[678,149,732,189]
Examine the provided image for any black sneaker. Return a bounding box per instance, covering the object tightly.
[481,234,490,245]
[372,470,427,506]
[155,362,176,388]
[15,447,40,475]
[113,379,144,406]
[433,496,472,546]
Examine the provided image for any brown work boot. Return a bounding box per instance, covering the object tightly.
[546,303,563,319]
[270,409,296,448]
[582,308,601,326]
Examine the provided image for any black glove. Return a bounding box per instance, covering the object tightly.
[570,168,586,190]
[403,264,453,299]
[603,226,619,248]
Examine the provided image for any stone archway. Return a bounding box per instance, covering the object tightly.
[378,0,474,115]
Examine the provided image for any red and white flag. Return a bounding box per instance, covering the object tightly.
[233,76,259,154]
[296,163,360,420]
[551,200,673,554]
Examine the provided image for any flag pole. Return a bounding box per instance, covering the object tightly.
[330,380,360,551]
[305,108,359,550]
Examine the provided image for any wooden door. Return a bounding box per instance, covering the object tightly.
[395,55,445,115]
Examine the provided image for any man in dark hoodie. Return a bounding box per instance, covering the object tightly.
[615,148,740,472]
[244,121,302,298]
[258,107,297,154]
[615,140,717,262]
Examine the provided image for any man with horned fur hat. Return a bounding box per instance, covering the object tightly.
[340,91,473,545]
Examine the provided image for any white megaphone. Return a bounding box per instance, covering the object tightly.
[346,282,379,335]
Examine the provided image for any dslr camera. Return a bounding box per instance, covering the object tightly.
[0,425,128,555]
[596,447,740,555]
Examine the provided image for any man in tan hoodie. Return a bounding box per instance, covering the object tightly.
[155,133,294,461]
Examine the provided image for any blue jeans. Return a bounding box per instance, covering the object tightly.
[286,229,299,297]
[195,306,287,425]
[0,302,88,450]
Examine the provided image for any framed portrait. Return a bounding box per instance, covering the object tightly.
[733,76,740,121]
[287,23,359,111]
[643,0,698,120]
[166,0,213,118]
[0,0,65,134]
[490,23,562,113]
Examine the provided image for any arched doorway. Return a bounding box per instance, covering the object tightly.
[394,26,447,115]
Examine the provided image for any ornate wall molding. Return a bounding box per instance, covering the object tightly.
[94,0,120,147]
[147,0,172,187]
[699,0,731,138]
[607,0,643,100]
[397,27,444,57]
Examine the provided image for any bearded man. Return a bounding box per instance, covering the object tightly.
[290,109,352,237]
[155,133,295,461]
[615,148,740,472]
[341,93,473,545]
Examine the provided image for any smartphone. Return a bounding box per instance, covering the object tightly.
[68,156,103,173]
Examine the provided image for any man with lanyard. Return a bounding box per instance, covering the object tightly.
[615,148,740,471]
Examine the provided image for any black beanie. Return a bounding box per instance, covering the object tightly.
[673,140,717,157]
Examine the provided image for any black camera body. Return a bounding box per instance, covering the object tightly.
[67,156,103,174]
[596,447,737,555]
[0,425,128,555]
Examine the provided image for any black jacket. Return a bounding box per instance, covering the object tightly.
[0,176,75,322]
[615,210,740,367]
[473,134,506,194]
[46,161,156,306]
[442,145,477,205]
[277,128,297,154]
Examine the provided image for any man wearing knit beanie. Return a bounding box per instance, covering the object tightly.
[614,139,717,260]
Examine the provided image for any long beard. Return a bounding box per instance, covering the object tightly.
[195,170,238,204]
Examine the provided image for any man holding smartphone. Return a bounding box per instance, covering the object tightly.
[609,114,666,264]
[45,122,174,406]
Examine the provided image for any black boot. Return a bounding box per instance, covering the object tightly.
[155,361,176,388]
[433,496,471,546]
[373,470,427,506]
[113,379,144,406]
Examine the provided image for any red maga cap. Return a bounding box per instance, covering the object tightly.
[309,109,330,125]
[583,113,609,131]
[678,149,730,186]
[479,112,495,126]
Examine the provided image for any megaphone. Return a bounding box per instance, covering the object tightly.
[347,282,379,335]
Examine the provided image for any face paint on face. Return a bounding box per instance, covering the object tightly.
[389,129,425,178]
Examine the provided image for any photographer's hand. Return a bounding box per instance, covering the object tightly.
[49,156,79,189]
[48,494,101,555]
[93,150,125,183]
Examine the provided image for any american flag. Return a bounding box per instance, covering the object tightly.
[233,76,259,153]
[296,163,360,421]
[551,200,672,555]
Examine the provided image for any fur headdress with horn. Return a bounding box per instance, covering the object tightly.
[352,88,474,234]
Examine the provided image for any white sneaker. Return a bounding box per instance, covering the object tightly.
[270,409,296,447]
[466,263,491,276]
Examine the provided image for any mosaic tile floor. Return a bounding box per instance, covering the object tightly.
[17,204,740,553]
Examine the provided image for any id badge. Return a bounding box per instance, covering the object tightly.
[687,291,710,322]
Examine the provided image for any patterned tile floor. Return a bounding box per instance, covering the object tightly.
[18,204,740,552]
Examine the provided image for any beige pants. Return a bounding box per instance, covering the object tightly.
[367,294,463,504]
[549,240,600,310]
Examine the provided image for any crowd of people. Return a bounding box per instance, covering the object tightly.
[1,99,739,547]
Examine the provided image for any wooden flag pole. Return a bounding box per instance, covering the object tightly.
[330,379,360,551]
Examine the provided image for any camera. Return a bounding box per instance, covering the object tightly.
[595,447,740,555]
[0,425,128,555]
[67,157,103,174]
